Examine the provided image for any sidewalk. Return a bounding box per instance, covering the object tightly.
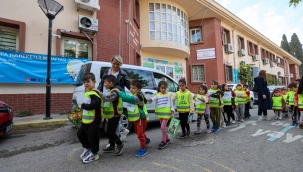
[13,114,71,131]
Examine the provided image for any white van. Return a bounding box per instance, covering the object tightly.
[72,62,179,130]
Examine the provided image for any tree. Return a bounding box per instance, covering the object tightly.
[280,34,291,54]
[289,33,303,77]
[238,64,253,86]
[289,0,302,7]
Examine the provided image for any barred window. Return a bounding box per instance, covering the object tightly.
[192,65,205,82]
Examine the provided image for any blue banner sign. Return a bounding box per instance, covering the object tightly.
[0,50,89,84]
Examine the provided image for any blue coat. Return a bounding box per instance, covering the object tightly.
[255,76,272,110]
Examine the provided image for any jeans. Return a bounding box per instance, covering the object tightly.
[236,104,245,119]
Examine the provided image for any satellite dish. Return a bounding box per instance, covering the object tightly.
[80,17,92,28]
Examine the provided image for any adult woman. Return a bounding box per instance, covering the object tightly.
[97,55,130,141]
[254,70,272,121]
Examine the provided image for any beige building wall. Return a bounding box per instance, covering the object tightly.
[0,0,96,94]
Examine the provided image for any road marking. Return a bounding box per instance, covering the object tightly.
[229,121,257,132]
[185,154,236,172]
[267,126,294,141]
[191,163,213,172]
[164,156,183,162]
[152,162,181,171]
[251,129,272,137]
[283,133,303,143]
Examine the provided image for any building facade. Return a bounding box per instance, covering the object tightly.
[0,0,300,114]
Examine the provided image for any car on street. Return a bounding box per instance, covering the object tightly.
[0,101,14,136]
[227,84,255,109]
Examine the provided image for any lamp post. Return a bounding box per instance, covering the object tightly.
[38,0,64,120]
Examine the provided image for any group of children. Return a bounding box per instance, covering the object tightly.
[77,72,303,164]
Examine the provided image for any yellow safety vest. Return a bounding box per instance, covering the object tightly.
[222,91,232,106]
[103,89,123,119]
[245,91,250,103]
[235,90,247,105]
[195,94,206,114]
[288,91,295,105]
[272,96,283,110]
[155,93,172,119]
[127,93,148,122]
[176,90,191,112]
[208,89,220,108]
[82,91,102,124]
[282,94,287,105]
[298,94,303,109]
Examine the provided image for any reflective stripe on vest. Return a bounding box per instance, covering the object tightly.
[298,94,303,109]
[235,90,247,105]
[103,89,123,119]
[82,91,101,124]
[272,96,283,110]
[208,89,219,107]
[195,94,206,114]
[155,93,172,119]
[288,91,295,105]
[222,91,232,105]
[176,91,190,112]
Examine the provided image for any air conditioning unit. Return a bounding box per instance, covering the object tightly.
[240,61,246,66]
[238,49,246,56]
[290,73,294,78]
[75,0,100,13]
[270,62,276,67]
[263,58,269,64]
[224,44,234,54]
[278,71,281,75]
[252,55,259,61]
[78,15,98,33]
[276,58,280,63]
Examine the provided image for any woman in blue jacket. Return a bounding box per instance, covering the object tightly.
[254,70,272,121]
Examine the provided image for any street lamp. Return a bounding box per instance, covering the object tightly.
[38,0,64,120]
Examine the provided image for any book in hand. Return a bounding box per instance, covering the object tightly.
[167,118,181,137]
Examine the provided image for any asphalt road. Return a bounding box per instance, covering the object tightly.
[1,106,303,172]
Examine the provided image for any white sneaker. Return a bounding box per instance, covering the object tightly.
[274,114,278,120]
[221,122,226,128]
[258,116,263,121]
[120,129,129,141]
[278,115,282,120]
[231,120,236,124]
[80,148,90,159]
[240,118,244,122]
[263,116,271,121]
[82,152,99,164]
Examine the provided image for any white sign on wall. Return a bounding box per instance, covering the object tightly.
[196,48,216,60]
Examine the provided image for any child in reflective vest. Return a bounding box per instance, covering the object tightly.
[281,88,289,118]
[77,73,102,164]
[288,82,298,126]
[194,84,211,134]
[147,81,174,149]
[272,89,285,120]
[295,77,303,129]
[208,79,222,132]
[234,84,247,122]
[172,78,195,138]
[114,80,150,156]
[221,84,236,126]
[243,84,251,118]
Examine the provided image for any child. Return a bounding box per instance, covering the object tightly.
[114,80,150,156]
[272,89,285,120]
[208,79,222,132]
[77,73,102,163]
[221,84,236,126]
[234,84,247,122]
[288,82,298,126]
[147,81,174,148]
[98,75,124,155]
[173,78,195,138]
[243,84,251,118]
[194,84,211,134]
[295,77,303,129]
[281,88,289,119]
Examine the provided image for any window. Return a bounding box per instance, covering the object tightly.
[254,44,258,55]
[238,36,245,50]
[190,28,201,43]
[191,65,205,82]
[0,26,19,51]
[226,65,233,81]
[133,0,140,27]
[149,3,189,47]
[61,37,92,59]
[222,27,230,44]
[153,73,178,92]
[248,41,253,55]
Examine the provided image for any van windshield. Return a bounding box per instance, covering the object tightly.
[75,63,92,86]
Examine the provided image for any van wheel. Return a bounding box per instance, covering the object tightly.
[121,110,132,130]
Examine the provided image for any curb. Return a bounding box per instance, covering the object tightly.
[13,119,70,131]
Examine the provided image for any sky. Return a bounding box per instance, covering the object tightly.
[215,0,303,46]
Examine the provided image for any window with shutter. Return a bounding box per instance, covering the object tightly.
[0,28,18,51]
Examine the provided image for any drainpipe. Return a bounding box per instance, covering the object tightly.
[119,0,122,55]
[128,0,131,64]
[231,26,237,82]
